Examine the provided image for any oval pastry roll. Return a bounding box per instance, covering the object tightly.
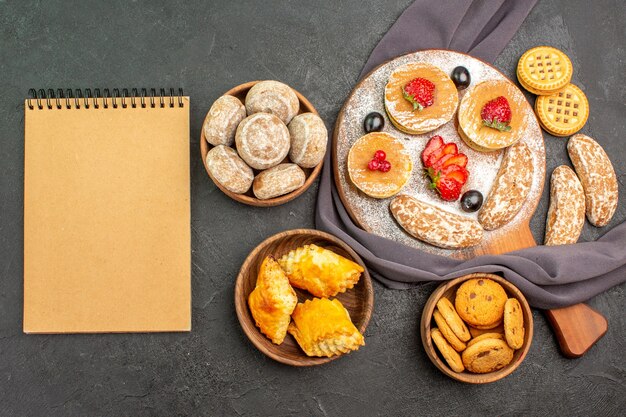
[288,298,364,358]
[567,133,618,227]
[544,165,585,245]
[203,95,246,147]
[384,62,458,134]
[245,80,300,124]
[278,244,363,298]
[288,112,328,168]
[205,145,254,194]
[458,80,530,152]
[235,113,290,170]
[478,141,533,230]
[390,195,483,249]
[252,163,305,200]
[248,256,298,345]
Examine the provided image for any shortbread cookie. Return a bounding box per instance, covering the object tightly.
[384,63,458,134]
[205,145,254,194]
[478,141,533,230]
[466,333,505,348]
[245,80,300,124]
[567,133,618,227]
[288,112,327,168]
[455,278,507,328]
[433,310,467,351]
[517,46,573,95]
[436,298,471,342]
[431,328,465,373]
[203,95,247,146]
[347,132,413,199]
[544,165,585,245]
[461,338,514,374]
[469,323,504,338]
[470,319,503,330]
[458,80,530,152]
[390,195,483,249]
[503,298,525,350]
[235,113,290,170]
[535,84,589,137]
[252,163,305,200]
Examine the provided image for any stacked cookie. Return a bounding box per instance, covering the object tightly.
[430,278,525,374]
[203,81,327,200]
[517,46,589,137]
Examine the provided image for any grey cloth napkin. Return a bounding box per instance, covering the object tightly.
[315,0,626,309]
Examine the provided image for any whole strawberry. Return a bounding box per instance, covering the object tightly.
[403,78,435,111]
[481,96,512,132]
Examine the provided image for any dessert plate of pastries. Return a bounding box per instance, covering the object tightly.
[334,49,547,259]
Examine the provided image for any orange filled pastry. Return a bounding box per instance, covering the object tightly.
[288,298,364,357]
[248,256,298,344]
[278,244,364,297]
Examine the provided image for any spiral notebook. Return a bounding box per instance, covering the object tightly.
[24,88,191,333]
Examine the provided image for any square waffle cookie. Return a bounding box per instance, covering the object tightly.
[517,46,573,95]
[534,84,589,137]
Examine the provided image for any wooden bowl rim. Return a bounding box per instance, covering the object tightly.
[420,273,533,384]
[234,228,374,366]
[200,80,324,207]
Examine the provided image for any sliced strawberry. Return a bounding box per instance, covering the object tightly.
[442,164,469,184]
[436,177,463,201]
[441,153,468,169]
[441,143,458,156]
[421,135,444,167]
[426,143,458,168]
[431,153,454,171]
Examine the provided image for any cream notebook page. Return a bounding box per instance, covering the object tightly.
[24,92,190,333]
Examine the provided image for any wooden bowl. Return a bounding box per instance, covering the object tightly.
[200,81,324,207]
[234,229,374,366]
[421,273,533,383]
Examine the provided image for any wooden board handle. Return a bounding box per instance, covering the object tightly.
[484,223,608,358]
[545,304,608,358]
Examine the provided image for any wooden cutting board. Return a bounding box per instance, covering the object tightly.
[333,49,606,357]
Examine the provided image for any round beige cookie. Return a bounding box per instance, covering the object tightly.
[252,163,306,200]
[288,112,328,168]
[205,145,254,194]
[461,338,514,374]
[455,278,507,328]
[235,113,290,170]
[433,310,466,352]
[431,328,465,373]
[458,80,530,151]
[245,80,300,124]
[469,323,504,338]
[436,298,471,342]
[470,318,503,330]
[517,46,573,95]
[466,332,504,348]
[384,62,458,134]
[203,95,246,146]
[503,298,525,350]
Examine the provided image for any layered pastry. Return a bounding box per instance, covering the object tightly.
[457,80,530,152]
[347,132,413,198]
[278,244,363,298]
[248,256,298,345]
[384,63,458,134]
[287,298,364,357]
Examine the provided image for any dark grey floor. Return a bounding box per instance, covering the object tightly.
[1,1,625,416]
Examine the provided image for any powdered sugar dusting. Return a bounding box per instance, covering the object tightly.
[335,50,545,258]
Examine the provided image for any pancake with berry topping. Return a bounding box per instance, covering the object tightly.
[384,63,458,135]
[458,80,531,152]
[347,132,413,199]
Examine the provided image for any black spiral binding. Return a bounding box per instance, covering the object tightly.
[27,88,185,110]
